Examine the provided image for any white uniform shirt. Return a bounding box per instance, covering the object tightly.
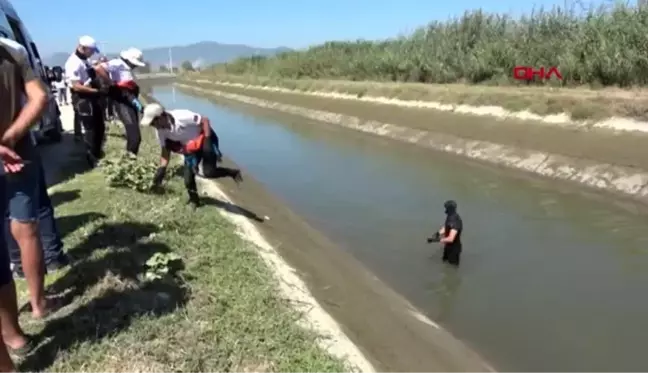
[155,109,202,147]
[64,53,91,86]
[52,80,66,89]
[102,58,134,84]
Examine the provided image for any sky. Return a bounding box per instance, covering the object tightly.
[14,0,600,57]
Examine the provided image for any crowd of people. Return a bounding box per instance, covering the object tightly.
[0,34,244,370]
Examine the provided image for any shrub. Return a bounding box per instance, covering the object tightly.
[100,154,159,193]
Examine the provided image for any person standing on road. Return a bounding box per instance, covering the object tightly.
[428,200,463,266]
[97,48,146,156]
[52,76,67,105]
[141,103,243,208]
[64,36,107,166]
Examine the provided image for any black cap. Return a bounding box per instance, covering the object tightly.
[444,200,457,213]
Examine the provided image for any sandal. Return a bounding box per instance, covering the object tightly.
[7,335,38,358]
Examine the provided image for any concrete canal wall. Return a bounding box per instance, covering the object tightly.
[174,82,648,204]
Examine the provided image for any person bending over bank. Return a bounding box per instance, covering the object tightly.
[140,103,243,208]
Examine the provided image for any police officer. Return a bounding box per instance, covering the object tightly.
[64,35,106,166]
[427,200,463,266]
[97,48,146,156]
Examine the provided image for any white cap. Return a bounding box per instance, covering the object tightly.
[120,47,146,67]
[78,35,100,53]
[140,103,165,126]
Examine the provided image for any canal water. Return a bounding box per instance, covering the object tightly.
[153,86,648,371]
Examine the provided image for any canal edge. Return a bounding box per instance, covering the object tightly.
[194,176,377,372]
[175,83,648,205]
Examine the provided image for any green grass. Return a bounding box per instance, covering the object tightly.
[210,3,648,88]
[14,125,346,372]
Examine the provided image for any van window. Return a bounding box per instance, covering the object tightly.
[0,12,13,38]
[29,42,41,60]
[6,16,33,66]
[29,42,46,76]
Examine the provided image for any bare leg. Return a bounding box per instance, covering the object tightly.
[0,282,27,352]
[0,339,14,372]
[11,220,48,318]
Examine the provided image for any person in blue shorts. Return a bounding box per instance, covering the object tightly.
[0,36,47,366]
[0,37,62,320]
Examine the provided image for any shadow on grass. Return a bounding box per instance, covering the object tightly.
[40,133,91,188]
[201,196,265,222]
[20,221,189,371]
[49,221,164,303]
[67,221,159,258]
[20,280,187,372]
[169,166,263,222]
[107,132,126,139]
[49,189,81,208]
[56,212,107,241]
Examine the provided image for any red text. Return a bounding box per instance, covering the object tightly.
[513,66,563,81]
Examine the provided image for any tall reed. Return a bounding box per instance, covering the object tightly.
[212,3,648,87]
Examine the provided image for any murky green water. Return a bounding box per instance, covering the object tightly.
[153,86,648,371]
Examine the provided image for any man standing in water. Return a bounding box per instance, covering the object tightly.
[428,200,463,266]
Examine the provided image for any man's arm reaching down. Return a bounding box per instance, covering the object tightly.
[200,116,211,136]
[159,147,170,168]
[2,52,46,147]
[151,147,171,191]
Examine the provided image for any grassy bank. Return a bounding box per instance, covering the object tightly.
[183,74,648,121]
[15,125,345,371]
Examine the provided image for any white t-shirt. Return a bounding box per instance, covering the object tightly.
[64,53,91,85]
[52,80,66,89]
[101,58,134,84]
[155,109,203,147]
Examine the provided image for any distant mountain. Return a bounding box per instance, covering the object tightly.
[44,41,292,68]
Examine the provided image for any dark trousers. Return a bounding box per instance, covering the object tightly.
[182,131,223,201]
[6,154,65,268]
[442,244,462,266]
[57,88,68,105]
[73,110,82,139]
[106,98,114,119]
[114,101,141,155]
[73,95,105,160]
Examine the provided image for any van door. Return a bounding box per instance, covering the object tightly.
[28,41,46,79]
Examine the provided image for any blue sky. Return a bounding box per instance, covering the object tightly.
[16,0,595,56]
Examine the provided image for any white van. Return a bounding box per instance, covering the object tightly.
[0,0,63,143]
